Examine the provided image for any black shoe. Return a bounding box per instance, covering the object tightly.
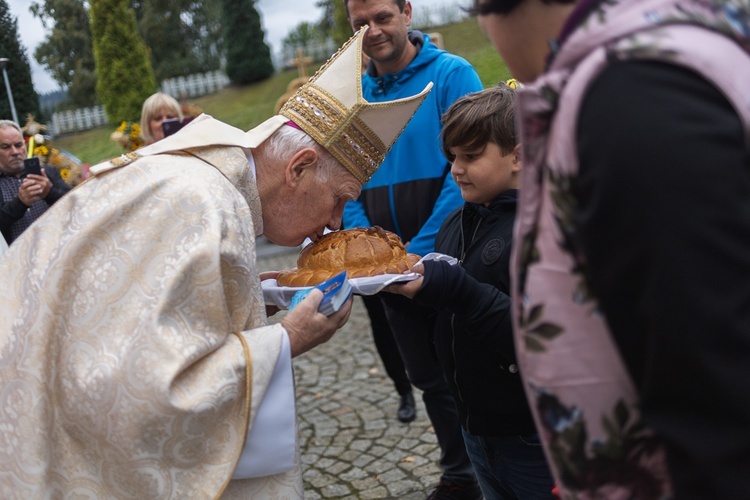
[426,479,483,500]
[397,392,416,422]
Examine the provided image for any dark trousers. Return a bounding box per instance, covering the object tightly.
[380,293,476,484]
[361,294,412,396]
[462,430,555,499]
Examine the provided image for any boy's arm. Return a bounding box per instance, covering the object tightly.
[414,260,511,329]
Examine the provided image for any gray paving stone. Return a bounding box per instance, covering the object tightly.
[320,483,351,497]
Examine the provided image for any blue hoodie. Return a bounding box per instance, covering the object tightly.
[342,31,483,256]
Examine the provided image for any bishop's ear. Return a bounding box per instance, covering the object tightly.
[286,147,319,187]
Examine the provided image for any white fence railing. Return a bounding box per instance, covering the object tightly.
[160,70,230,100]
[50,106,109,136]
[49,70,230,136]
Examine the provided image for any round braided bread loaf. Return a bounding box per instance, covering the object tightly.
[276,226,421,287]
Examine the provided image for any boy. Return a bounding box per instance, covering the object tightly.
[387,83,554,499]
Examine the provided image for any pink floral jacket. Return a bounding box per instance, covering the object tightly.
[512,1,750,498]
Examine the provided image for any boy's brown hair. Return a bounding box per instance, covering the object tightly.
[441,83,518,162]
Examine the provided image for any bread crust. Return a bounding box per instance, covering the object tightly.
[276,226,421,287]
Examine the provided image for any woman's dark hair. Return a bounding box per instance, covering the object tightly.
[466,0,575,16]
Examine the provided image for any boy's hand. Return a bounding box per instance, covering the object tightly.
[383,263,424,298]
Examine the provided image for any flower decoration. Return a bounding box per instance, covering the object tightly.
[505,78,523,89]
[22,115,87,187]
[111,121,144,152]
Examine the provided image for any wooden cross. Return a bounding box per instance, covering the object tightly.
[291,48,313,78]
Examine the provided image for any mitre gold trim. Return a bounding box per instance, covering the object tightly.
[279,26,431,184]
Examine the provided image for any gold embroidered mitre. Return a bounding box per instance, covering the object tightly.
[279,26,432,184]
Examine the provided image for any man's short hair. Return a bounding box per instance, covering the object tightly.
[0,120,22,134]
[441,83,518,161]
[343,0,405,16]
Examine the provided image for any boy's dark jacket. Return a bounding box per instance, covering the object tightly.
[414,189,536,437]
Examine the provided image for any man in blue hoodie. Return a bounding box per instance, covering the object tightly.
[343,1,484,498]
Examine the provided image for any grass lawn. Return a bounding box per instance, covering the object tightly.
[56,18,509,166]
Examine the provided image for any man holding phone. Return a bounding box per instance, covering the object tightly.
[0,120,70,244]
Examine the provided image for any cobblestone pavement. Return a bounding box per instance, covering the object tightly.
[257,242,443,499]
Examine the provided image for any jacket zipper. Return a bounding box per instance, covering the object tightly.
[453,209,482,428]
[450,313,469,429]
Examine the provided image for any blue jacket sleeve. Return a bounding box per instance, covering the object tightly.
[407,174,463,256]
[342,198,371,230]
[407,63,483,256]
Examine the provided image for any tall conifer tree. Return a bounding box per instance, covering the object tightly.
[0,1,41,122]
[221,0,273,84]
[90,0,156,123]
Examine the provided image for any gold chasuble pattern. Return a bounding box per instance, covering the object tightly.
[0,140,303,498]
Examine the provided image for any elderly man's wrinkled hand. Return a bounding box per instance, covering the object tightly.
[282,289,353,357]
[18,178,44,206]
[25,171,52,199]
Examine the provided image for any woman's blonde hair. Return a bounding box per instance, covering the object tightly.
[140,93,183,144]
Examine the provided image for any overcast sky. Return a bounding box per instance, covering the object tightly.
[6,0,464,94]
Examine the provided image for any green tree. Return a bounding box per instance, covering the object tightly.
[316,0,351,46]
[31,0,98,108]
[221,0,273,85]
[135,0,222,82]
[282,21,327,55]
[89,0,156,123]
[0,1,41,122]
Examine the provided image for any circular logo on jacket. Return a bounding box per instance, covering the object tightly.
[482,238,505,265]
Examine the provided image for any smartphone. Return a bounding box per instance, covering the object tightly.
[24,157,42,176]
[162,118,184,138]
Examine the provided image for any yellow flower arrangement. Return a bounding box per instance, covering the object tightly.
[110,121,144,152]
[21,116,87,187]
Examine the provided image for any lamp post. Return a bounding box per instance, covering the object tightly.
[0,58,19,124]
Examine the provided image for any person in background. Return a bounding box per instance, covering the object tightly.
[343,1,485,498]
[471,0,750,498]
[354,44,416,424]
[0,120,70,245]
[139,92,184,145]
[388,83,555,499]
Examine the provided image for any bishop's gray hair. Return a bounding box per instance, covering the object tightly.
[261,124,343,183]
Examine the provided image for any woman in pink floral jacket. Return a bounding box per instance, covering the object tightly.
[470,0,750,498]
